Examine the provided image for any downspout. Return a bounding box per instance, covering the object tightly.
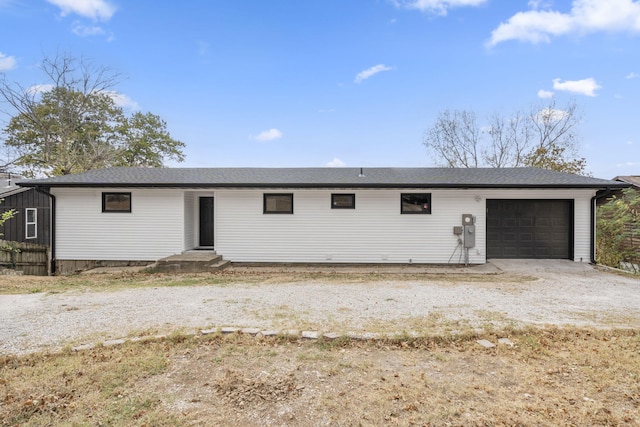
[34,186,56,275]
[590,187,612,264]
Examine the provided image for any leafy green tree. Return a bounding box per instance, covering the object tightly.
[424,99,587,174]
[0,207,15,236]
[0,53,184,177]
[596,188,640,271]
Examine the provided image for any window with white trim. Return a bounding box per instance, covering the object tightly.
[25,208,37,239]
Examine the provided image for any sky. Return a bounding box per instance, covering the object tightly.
[0,0,639,179]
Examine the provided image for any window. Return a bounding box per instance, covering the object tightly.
[401,193,431,214]
[102,192,132,213]
[331,194,355,209]
[263,193,293,214]
[25,208,37,239]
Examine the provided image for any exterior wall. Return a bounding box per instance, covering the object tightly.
[183,192,195,250]
[0,188,51,246]
[215,189,485,264]
[481,188,596,262]
[215,188,596,264]
[52,187,185,261]
[52,186,596,265]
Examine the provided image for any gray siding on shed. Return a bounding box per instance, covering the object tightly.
[0,188,51,246]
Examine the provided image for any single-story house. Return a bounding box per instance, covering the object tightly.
[0,173,51,246]
[17,166,627,275]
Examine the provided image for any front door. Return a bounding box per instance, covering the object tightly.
[199,197,214,247]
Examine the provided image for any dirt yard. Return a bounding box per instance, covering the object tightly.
[1,260,639,425]
[2,329,639,426]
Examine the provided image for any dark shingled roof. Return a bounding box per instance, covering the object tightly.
[16,167,626,189]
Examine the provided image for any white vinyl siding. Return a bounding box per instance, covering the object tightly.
[53,188,185,260]
[183,192,196,250]
[52,186,595,264]
[215,189,485,264]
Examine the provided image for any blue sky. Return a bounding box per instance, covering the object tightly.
[0,0,639,179]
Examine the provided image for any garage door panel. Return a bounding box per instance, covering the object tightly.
[487,200,573,259]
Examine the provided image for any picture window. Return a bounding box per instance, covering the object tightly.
[264,193,293,214]
[401,193,431,214]
[331,194,355,209]
[102,192,132,213]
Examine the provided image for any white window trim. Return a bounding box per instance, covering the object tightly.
[25,208,37,239]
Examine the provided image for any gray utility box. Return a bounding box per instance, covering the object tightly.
[463,225,476,248]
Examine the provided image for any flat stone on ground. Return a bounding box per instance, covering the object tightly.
[498,338,514,347]
[323,332,342,340]
[477,339,496,349]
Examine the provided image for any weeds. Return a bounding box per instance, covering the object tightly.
[3,327,638,426]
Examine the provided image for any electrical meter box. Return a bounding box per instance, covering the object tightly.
[463,225,476,248]
[462,214,474,226]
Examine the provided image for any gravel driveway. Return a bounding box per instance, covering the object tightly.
[1,260,639,355]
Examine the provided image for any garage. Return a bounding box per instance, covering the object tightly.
[486,200,573,259]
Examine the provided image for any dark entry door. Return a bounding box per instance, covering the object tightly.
[199,197,214,247]
[486,199,572,259]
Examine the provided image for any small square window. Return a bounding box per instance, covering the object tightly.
[331,194,355,209]
[401,193,431,214]
[102,192,132,213]
[264,193,293,214]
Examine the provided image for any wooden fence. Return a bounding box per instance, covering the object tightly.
[0,239,49,276]
[622,223,640,264]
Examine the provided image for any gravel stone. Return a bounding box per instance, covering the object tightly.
[1,260,639,355]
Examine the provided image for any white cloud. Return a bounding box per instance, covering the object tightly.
[534,107,569,123]
[72,22,105,37]
[553,77,601,96]
[26,84,55,95]
[394,0,487,15]
[47,0,116,20]
[616,161,640,167]
[254,128,283,142]
[0,52,16,71]
[627,72,640,79]
[488,0,640,46]
[354,64,393,83]
[103,91,139,110]
[325,158,346,167]
[537,89,555,98]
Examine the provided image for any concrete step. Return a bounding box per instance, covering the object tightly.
[153,251,230,273]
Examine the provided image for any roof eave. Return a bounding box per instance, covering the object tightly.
[16,182,629,189]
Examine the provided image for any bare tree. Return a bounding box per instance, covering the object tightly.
[424,110,481,168]
[423,99,587,174]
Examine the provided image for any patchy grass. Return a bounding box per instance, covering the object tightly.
[0,269,535,295]
[2,328,639,426]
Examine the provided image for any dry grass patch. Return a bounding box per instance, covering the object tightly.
[0,269,536,295]
[2,328,639,426]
